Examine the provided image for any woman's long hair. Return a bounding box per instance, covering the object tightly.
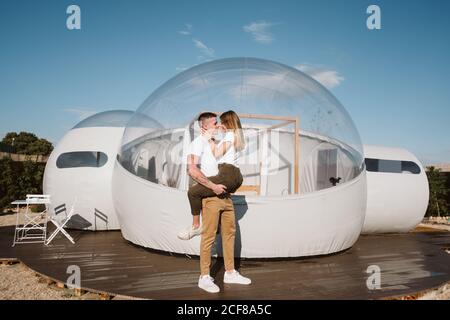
[220,110,245,152]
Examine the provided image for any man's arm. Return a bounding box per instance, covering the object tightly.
[187,154,226,195]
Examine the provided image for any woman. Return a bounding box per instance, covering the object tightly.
[178,110,245,240]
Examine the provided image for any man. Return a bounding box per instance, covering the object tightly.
[183,112,251,293]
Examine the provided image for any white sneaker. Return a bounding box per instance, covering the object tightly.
[223,270,251,285]
[177,225,203,240]
[198,275,220,293]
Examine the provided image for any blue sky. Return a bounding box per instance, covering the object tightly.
[0,0,449,165]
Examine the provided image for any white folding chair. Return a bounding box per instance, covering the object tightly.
[45,199,77,245]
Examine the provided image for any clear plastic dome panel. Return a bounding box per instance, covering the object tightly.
[73,110,134,129]
[119,58,364,196]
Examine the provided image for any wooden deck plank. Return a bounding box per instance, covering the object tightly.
[1,225,449,299]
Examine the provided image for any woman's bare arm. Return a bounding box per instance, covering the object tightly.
[209,139,231,159]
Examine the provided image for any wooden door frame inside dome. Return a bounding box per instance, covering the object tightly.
[197,112,300,195]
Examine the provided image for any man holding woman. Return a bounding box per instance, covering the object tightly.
[178,110,251,293]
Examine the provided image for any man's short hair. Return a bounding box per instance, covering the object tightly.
[197,112,217,123]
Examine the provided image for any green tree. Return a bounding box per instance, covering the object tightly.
[0,158,21,209]
[1,132,53,156]
[426,166,449,217]
[1,131,51,211]
[27,138,54,156]
[0,158,46,210]
[17,160,44,195]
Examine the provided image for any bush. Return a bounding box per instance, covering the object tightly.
[0,158,46,210]
[426,166,449,217]
[0,131,52,211]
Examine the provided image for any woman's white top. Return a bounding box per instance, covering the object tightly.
[217,131,240,167]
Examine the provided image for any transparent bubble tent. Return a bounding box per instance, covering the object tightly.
[110,58,368,258]
[119,58,364,195]
[43,58,429,258]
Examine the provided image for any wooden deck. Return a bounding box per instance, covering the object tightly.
[1,224,449,299]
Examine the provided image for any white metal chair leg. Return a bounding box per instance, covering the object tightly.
[46,212,75,245]
[58,227,75,244]
[45,222,61,245]
[46,230,74,245]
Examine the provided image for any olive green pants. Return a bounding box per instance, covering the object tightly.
[187,163,243,216]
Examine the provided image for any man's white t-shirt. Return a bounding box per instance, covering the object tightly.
[218,131,240,167]
[188,135,218,177]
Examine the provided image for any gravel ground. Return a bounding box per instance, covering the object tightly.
[0,263,84,300]
[0,211,17,227]
[418,283,450,300]
[0,211,448,300]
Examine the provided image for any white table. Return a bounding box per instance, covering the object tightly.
[11,196,50,246]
